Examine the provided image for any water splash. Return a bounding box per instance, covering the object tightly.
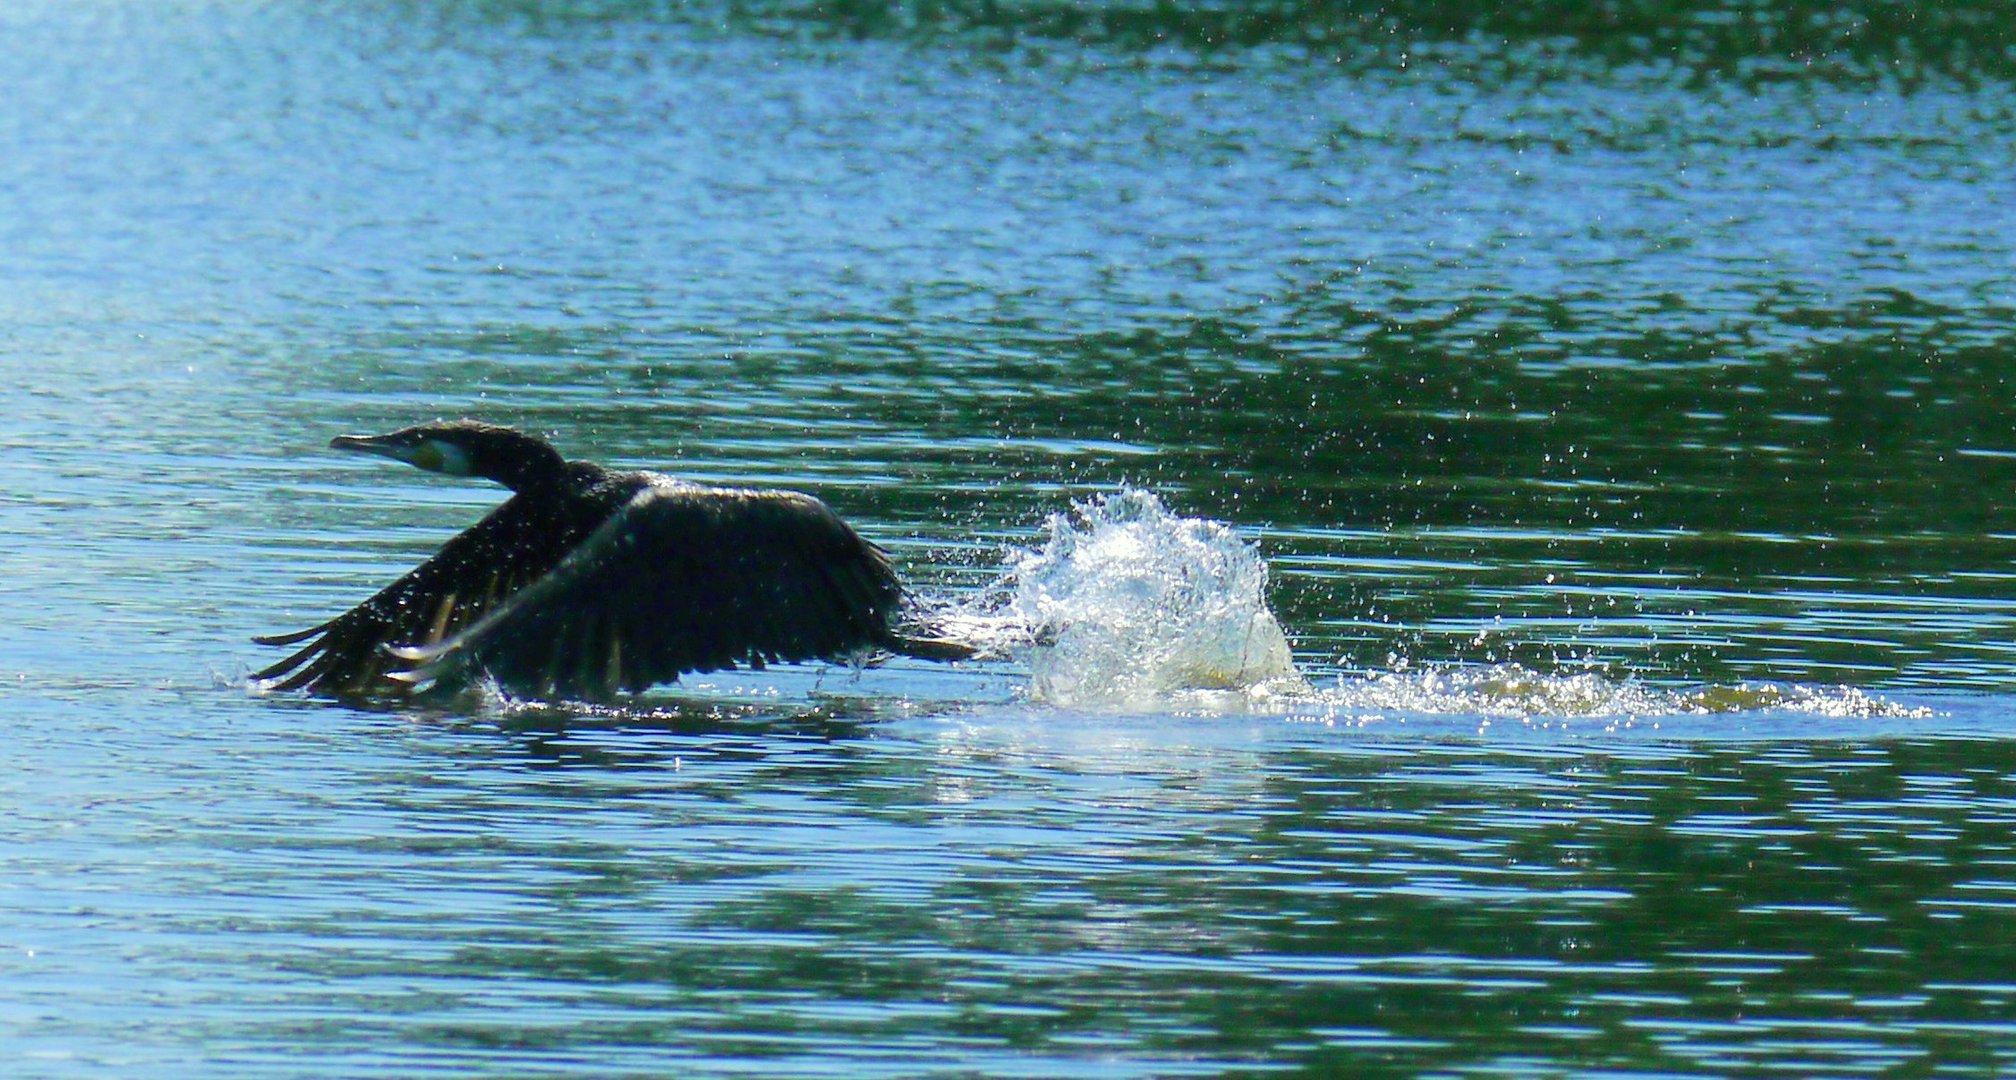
[948,488,1928,724]
[958,489,1306,707]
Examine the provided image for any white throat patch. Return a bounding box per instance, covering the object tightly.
[419,439,475,476]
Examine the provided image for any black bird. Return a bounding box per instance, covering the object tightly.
[254,420,972,700]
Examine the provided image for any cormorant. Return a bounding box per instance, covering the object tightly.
[254,420,972,700]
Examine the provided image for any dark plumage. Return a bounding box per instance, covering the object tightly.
[254,421,972,700]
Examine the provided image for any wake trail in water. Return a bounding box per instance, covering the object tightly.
[951,488,1928,722]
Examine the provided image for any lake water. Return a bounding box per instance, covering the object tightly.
[6,0,2016,1075]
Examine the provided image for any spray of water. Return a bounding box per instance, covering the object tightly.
[956,489,1307,708]
[951,488,1929,723]
[1315,661,1928,721]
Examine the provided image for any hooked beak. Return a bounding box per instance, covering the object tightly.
[330,433,420,463]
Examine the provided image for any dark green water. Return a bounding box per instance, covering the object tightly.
[6,0,2016,1075]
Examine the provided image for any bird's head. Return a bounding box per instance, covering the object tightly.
[330,420,568,491]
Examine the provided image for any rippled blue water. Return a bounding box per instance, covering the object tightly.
[6,1,2016,1075]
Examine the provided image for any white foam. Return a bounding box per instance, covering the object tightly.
[957,488,1307,707]
[1308,661,1931,721]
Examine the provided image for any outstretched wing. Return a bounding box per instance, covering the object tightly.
[395,485,906,700]
[253,494,594,696]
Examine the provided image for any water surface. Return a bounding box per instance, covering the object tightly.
[5,1,2016,1075]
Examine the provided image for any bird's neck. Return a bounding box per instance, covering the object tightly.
[485,445,574,493]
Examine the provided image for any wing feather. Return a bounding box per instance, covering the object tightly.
[253,492,602,697]
[399,485,907,699]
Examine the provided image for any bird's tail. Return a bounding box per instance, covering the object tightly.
[885,632,979,662]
